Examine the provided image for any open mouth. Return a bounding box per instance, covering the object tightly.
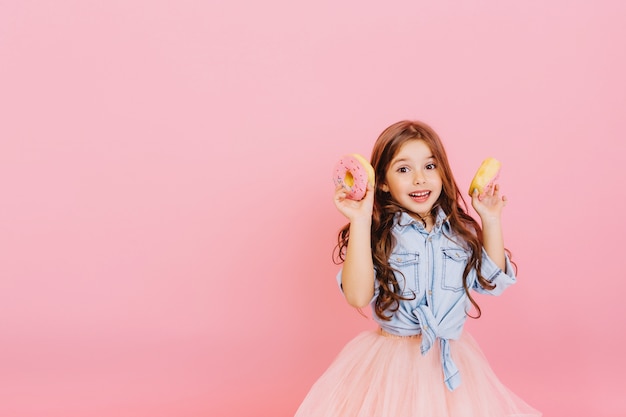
[409,191,430,202]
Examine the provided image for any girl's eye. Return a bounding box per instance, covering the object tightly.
[397,167,409,173]
[425,163,436,170]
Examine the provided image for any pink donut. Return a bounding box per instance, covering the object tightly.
[332,154,375,201]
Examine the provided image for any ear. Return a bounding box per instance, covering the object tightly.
[380,183,389,192]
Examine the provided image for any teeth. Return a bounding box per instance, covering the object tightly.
[410,191,429,197]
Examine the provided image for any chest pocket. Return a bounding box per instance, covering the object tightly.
[441,248,469,292]
[389,252,419,294]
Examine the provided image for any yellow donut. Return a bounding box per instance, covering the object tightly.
[468,157,501,195]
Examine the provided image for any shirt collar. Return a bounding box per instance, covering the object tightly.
[393,207,449,234]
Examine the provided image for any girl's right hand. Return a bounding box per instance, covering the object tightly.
[333,182,375,223]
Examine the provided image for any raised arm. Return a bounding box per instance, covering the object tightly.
[334,183,376,308]
[471,183,507,271]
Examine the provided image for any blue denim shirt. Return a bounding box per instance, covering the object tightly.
[337,209,516,391]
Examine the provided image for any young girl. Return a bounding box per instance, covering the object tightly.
[295,120,541,416]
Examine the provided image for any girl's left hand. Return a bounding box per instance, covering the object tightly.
[471,183,507,221]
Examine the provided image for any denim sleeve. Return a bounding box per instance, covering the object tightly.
[336,268,379,303]
[472,249,517,296]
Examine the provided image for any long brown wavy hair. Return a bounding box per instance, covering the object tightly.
[334,120,509,320]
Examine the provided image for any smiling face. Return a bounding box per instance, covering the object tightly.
[381,139,443,221]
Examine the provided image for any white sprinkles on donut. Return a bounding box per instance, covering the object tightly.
[332,154,375,201]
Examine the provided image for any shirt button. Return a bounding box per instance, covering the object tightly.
[428,290,432,296]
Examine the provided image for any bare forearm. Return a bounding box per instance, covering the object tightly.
[341,219,375,308]
[481,217,506,271]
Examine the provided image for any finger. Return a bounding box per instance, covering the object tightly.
[334,187,348,202]
[471,188,480,202]
[492,183,501,197]
[478,186,488,201]
[361,183,375,205]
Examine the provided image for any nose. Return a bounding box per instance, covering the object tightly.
[413,171,426,184]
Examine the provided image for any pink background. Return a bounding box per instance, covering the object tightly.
[1,1,625,416]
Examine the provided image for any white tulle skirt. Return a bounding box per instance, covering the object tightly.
[295,329,541,417]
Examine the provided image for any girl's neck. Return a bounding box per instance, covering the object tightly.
[411,211,434,231]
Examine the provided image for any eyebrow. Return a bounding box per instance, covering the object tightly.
[391,155,436,165]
